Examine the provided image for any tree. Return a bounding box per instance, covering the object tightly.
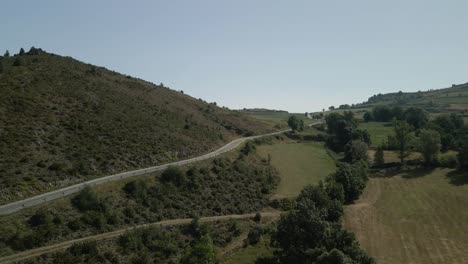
[392,120,414,164]
[287,115,303,131]
[458,138,468,171]
[0,59,3,74]
[344,140,369,163]
[418,129,441,165]
[363,111,373,122]
[404,107,428,129]
[180,235,218,264]
[4,50,9,57]
[19,48,25,55]
[331,162,368,203]
[374,146,385,167]
[329,106,335,110]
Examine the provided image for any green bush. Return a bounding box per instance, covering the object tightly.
[247,226,263,245]
[71,186,104,212]
[160,166,187,187]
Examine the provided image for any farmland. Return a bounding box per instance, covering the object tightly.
[344,168,468,263]
[257,140,335,198]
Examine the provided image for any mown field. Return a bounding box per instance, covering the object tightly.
[358,122,393,147]
[344,168,468,264]
[257,140,335,199]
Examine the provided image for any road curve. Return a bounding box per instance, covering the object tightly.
[0,212,282,264]
[0,129,290,215]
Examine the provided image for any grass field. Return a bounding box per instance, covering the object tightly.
[257,141,335,198]
[250,112,313,127]
[358,122,393,147]
[344,168,468,263]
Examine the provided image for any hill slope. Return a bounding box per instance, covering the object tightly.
[0,48,272,201]
[360,83,468,114]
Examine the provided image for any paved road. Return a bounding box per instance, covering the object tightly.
[0,129,290,215]
[0,212,282,264]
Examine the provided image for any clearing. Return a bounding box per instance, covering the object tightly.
[257,140,335,198]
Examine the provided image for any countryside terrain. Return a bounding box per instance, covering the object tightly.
[1,47,468,264]
[0,49,272,203]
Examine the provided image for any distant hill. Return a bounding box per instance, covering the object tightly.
[356,83,468,114]
[0,48,272,200]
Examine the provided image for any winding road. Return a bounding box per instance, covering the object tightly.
[0,129,290,215]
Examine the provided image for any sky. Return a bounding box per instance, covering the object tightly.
[2,0,468,112]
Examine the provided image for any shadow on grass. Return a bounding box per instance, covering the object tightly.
[446,170,468,186]
[371,166,435,179]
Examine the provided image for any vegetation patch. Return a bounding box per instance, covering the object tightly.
[0,148,279,256]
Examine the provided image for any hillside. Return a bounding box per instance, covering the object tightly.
[358,83,468,115]
[0,48,272,201]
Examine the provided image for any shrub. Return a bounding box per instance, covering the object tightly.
[247,226,263,245]
[13,57,21,66]
[374,146,385,167]
[253,212,262,222]
[71,186,103,212]
[160,166,187,187]
[439,154,458,168]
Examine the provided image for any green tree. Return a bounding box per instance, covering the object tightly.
[19,48,25,55]
[0,59,3,74]
[374,146,385,167]
[331,162,368,203]
[404,107,428,129]
[418,129,441,165]
[4,50,9,57]
[344,140,369,163]
[363,111,373,122]
[458,138,468,171]
[287,115,300,131]
[392,120,414,164]
[180,235,218,264]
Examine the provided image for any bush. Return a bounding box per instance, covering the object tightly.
[13,57,21,66]
[253,212,262,222]
[160,166,187,187]
[247,226,263,245]
[71,186,103,212]
[439,154,458,168]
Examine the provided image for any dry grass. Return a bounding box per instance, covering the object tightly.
[344,168,468,264]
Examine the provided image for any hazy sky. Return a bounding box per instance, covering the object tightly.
[2,0,468,112]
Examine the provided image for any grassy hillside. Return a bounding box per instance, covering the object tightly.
[358,83,468,115]
[0,49,272,201]
[344,169,468,263]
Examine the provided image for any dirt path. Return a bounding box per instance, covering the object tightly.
[0,212,281,264]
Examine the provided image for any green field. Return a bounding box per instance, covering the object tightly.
[249,112,313,127]
[257,141,335,198]
[344,168,468,263]
[358,122,393,147]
